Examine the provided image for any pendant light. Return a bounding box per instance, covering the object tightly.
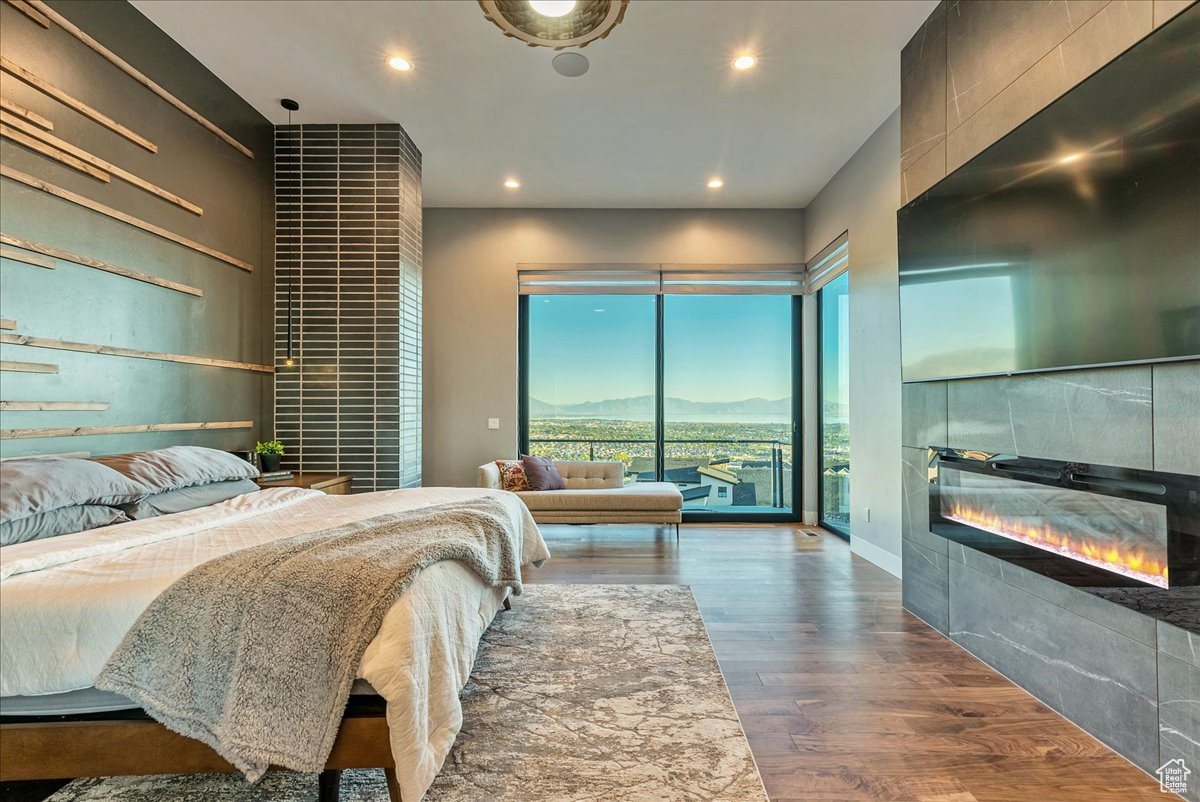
[281,98,299,368]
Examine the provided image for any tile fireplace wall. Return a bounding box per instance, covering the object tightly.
[899,1,1199,795]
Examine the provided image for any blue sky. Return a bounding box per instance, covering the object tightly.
[528,294,793,404]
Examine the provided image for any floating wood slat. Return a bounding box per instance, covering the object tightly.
[0,451,90,461]
[0,166,253,271]
[1,112,202,214]
[26,1,254,160]
[0,57,157,154]
[0,319,15,330]
[0,122,111,182]
[0,234,203,297]
[0,243,55,269]
[5,0,50,27]
[0,332,273,374]
[0,401,109,411]
[0,96,53,130]
[1,420,253,440]
[0,360,56,373]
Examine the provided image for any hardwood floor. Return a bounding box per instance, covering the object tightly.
[528,523,1168,802]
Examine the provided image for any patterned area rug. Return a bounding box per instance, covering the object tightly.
[47,584,767,801]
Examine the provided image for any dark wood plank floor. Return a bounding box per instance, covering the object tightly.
[528,523,1167,802]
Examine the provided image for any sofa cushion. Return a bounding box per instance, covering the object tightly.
[521,455,565,491]
[554,460,625,489]
[516,482,683,512]
[495,460,530,492]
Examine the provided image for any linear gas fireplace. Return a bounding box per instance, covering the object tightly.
[930,449,1200,590]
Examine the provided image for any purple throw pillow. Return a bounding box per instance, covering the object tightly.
[520,455,565,491]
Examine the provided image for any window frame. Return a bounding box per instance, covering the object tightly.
[519,292,802,523]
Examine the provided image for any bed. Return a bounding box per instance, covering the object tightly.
[0,484,550,801]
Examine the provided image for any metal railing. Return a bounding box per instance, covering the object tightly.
[527,437,791,508]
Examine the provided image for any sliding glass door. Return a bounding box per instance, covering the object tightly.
[523,294,657,480]
[818,271,850,535]
[521,287,799,520]
[663,295,794,512]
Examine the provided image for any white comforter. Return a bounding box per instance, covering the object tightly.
[0,486,549,801]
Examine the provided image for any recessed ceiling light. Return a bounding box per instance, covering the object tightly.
[528,0,576,17]
[387,56,412,72]
[707,178,724,189]
[732,54,757,71]
[1058,152,1084,164]
[504,178,521,189]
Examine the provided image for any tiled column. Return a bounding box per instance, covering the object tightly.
[274,124,422,491]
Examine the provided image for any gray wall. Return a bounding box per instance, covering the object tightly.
[422,208,804,488]
[0,0,273,458]
[803,110,904,575]
[899,1,1199,792]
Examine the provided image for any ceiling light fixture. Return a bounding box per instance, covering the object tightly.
[504,178,521,189]
[387,56,412,72]
[281,97,301,369]
[529,0,576,16]
[732,54,757,71]
[1058,152,1084,164]
[478,0,628,50]
[707,178,724,189]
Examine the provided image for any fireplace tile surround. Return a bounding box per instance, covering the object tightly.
[902,360,1200,790]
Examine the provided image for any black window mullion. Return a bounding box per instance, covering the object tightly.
[655,294,665,482]
[518,294,530,457]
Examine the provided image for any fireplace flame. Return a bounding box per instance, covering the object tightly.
[945,501,1169,588]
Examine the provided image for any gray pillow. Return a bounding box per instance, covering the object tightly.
[0,504,131,547]
[0,458,150,524]
[93,446,260,494]
[120,478,261,520]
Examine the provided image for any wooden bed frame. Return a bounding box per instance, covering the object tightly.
[0,694,403,801]
[0,598,513,800]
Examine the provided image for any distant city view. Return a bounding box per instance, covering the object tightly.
[524,291,848,517]
[528,396,792,508]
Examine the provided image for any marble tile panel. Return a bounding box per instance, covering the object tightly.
[947,366,1153,466]
[903,538,950,634]
[947,1,1153,171]
[949,559,1161,771]
[901,446,947,555]
[1159,653,1200,802]
[902,381,948,448]
[901,1,947,172]
[945,0,1109,130]
[1153,361,1200,476]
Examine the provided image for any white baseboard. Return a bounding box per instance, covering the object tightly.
[849,536,902,578]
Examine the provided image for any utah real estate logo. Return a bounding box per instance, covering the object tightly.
[1157,758,1190,795]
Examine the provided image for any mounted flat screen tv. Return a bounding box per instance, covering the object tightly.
[898,6,1200,382]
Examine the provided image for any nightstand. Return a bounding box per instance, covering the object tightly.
[255,472,352,495]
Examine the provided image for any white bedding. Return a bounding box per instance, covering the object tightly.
[0,486,549,801]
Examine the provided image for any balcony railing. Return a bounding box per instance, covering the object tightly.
[527,438,792,509]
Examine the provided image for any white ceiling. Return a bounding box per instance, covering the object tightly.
[131,0,938,208]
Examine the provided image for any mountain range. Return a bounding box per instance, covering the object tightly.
[529,396,791,417]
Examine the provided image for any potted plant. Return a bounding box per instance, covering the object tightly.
[255,439,285,473]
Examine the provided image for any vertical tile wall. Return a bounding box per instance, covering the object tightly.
[274,124,422,492]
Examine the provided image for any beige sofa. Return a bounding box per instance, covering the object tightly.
[478,460,683,535]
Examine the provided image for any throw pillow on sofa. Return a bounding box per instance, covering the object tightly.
[495,460,530,492]
[521,455,565,491]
